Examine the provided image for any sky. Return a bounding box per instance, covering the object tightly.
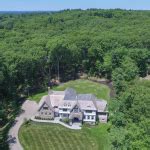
[0,0,150,11]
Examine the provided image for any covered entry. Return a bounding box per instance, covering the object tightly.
[73,117,80,123]
[69,112,83,124]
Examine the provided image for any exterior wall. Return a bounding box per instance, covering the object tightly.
[58,108,98,124]
[69,105,83,121]
[83,115,96,123]
[59,113,69,119]
[38,105,54,119]
[59,108,70,119]
[37,106,108,124]
[37,92,108,124]
[98,112,108,123]
[83,110,96,124]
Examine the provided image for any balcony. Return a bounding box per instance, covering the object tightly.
[59,110,70,114]
[84,111,96,116]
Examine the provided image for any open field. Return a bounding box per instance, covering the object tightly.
[29,79,110,102]
[19,122,110,150]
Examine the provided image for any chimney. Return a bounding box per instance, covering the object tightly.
[48,87,53,95]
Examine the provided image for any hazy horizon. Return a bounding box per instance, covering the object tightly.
[0,0,150,11]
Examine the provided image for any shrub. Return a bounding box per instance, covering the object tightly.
[62,118,70,124]
[24,118,30,125]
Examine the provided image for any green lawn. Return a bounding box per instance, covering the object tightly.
[19,122,110,150]
[29,79,110,102]
[23,79,111,150]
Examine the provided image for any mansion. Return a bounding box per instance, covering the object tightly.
[36,88,108,125]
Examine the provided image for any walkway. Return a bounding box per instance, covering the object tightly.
[8,100,38,150]
[31,117,82,130]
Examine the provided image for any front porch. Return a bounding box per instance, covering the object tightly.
[69,112,83,126]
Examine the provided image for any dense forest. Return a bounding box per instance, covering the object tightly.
[0,9,150,149]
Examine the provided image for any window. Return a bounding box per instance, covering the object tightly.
[99,112,106,115]
[49,113,51,115]
[63,109,67,112]
[45,112,47,115]
[91,116,94,120]
[68,103,71,107]
[64,103,67,107]
[43,107,48,110]
[88,116,90,119]
[54,106,58,108]
[86,110,92,113]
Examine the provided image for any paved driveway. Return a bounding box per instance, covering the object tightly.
[8,100,38,150]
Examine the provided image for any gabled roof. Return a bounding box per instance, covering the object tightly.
[38,95,53,111]
[96,100,107,112]
[38,95,47,108]
[59,100,76,109]
[50,94,64,107]
[38,88,107,112]
[45,95,52,108]
[64,88,77,100]
[78,100,97,110]
[71,101,81,111]
[77,94,96,101]
[64,88,97,101]
[52,91,65,95]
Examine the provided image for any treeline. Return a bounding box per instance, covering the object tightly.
[109,80,150,149]
[0,9,150,149]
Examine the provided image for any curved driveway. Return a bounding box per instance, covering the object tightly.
[8,100,38,150]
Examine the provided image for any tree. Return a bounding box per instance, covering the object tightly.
[110,80,150,150]
[112,57,138,93]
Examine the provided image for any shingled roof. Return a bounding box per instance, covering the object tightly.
[38,88,107,112]
[96,100,107,112]
[64,88,77,100]
[64,88,97,101]
[38,95,53,111]
[77,94,96,101]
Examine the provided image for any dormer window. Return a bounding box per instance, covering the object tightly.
[68,103,71,107]
[64,103,67,107]
[43,107,48,110]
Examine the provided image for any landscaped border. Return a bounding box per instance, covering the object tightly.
[31,116,81,130]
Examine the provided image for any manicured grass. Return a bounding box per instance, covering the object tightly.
[29,79,110,102]
[24,80,111,149]
[19,122,110,150]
